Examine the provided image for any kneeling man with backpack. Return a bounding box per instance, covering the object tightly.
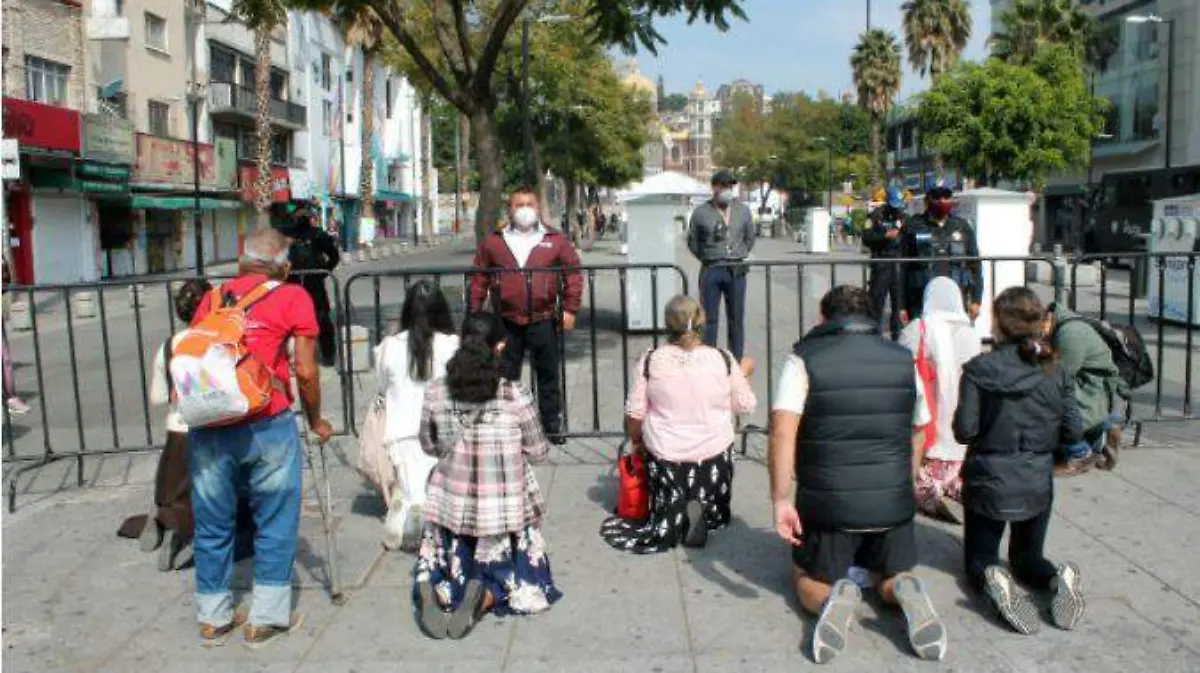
[171,227,333,648]
[1042,302,1154,476]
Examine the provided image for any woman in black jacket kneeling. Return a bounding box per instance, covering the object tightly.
[953,287,1085,636]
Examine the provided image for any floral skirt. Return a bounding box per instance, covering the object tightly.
[411,524,562,617]
[915,458,963,514]
[599,448,733,554]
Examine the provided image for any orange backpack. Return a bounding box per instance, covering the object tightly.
[169,282,282,428]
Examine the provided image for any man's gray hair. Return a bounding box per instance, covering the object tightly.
[241,228,290,267]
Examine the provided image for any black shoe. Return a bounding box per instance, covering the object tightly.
[447,580,487,640]
[416,580,450,639]
[683,500,708,548]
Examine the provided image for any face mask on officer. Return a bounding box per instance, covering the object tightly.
[929,199,954,220]
[512,206,539,231]
[714,189,734,207]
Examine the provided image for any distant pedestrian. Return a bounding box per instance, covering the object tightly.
[769,285,947,664]
[864,187,908,339]
[953,287,1086,636]
[2,257,30,416]
[1041,302,1124,475]
[374,281,460,551]
[413,312,561,640]
[600,295,756,554]
[688,170,756,360]
[900,187,982,324]
[899,277,981,524]
[184,228,334,648]
[277,210,341,366]
[468,186,583,444]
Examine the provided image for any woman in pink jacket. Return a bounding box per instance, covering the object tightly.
[601,295,757,553]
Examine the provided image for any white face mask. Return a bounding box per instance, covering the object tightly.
[512,206,539,231]
[715,190,734,206]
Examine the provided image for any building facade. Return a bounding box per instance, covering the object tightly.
[2,0,430,283]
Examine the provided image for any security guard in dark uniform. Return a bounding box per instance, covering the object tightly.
[900,186,983,321]
[862,187,908,339]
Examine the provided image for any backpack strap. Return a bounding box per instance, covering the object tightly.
[233,281,282,312]
[717,348,732,376]
[163,338,175,402]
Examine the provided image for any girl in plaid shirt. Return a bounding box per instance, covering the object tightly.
[412,312,561,640]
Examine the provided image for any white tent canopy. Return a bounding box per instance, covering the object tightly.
[617,171,711,203]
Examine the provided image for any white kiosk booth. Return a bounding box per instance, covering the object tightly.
[1147,193,1200,326]
[804,207,831,253]
[617,171,710,331]
[953,188,1036,341]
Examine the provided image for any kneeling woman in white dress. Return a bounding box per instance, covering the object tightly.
[375,280,460,549]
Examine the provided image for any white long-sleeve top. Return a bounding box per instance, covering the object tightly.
[149,333,188,433]
[375,331,460,443]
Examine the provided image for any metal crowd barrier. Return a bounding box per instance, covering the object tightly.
[340,264,690,440]
[1067,252,1198,444]
[1,270,346,512]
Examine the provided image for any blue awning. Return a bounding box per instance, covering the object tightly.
[375,189,414,203]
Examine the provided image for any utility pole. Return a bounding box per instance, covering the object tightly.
[521,18,534,185]
[866,0,871,30]
[188,3,205,275]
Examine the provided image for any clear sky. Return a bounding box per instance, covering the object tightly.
[635,0,993,103]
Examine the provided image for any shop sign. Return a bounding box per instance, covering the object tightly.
[83,115,134,163]
[133,133,216,188]
[239,164,291,204]
[2,97,81,154]
[78,179,128,194]
[78,161,130,181]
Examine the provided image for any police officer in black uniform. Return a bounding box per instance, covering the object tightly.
[277,204,341,366]
[862,187,908,339]
[900,186,983,322]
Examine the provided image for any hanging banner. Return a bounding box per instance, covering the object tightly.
[133,133,217,188]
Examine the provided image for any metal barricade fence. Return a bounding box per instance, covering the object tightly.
[340,264,689,441]
[2,270,346,512]
[1067,252,1198,444]
[698,255,1063,454]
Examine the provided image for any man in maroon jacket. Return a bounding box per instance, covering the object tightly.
[469,187,583,444]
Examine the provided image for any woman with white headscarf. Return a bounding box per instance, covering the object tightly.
[900,276,982,523]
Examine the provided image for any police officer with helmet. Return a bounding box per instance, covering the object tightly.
[900,186,983,322]
[863,187,908,339]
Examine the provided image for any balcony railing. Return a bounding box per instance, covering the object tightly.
[208,82,306,128]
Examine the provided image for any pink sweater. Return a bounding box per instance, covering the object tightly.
[626,344,757,463]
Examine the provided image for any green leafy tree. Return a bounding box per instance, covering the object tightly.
[917,44,1106,189]
[902,0,973,79]
[989,0,1094,65]
[230,0,288,227]
[660,92,689,112]
[294,0,746,240]
[713,91,773,192]
[850,29,902,188]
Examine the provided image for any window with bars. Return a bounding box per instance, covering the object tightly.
[148,100,170,136]
[320,54,332,90]
[25,56,70,106]
[145,12,168,52]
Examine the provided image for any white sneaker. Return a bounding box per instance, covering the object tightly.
[893,573,948,661]
[381,505,406,551]
[1050,562,1085,630]
[812,580,861,664]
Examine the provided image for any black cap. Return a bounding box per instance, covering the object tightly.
[927,186,954,199]
[711,170,737,186]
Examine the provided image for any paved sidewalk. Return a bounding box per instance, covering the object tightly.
[3,432,1200,672]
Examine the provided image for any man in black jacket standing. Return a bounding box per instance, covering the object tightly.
[768,286,947,664]
[277,207,341,366]
[900,187,982,323]
[863,187,908,339]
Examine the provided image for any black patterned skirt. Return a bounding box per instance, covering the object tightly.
[600,448,734,554]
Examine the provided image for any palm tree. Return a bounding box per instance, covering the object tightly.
[334,6,384,236]
[901,0,973,79]
[231,0,287,228]
[850,29,902,188]
[990,0,1095,65]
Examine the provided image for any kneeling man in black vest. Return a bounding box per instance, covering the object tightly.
[768,286,947,664]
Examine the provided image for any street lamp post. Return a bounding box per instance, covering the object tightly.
[521,14,574,186]
[1127,14,1176,168]
[189,88,205,275]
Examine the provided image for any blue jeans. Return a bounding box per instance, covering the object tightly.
[700,264,747,360]
[189,411,303,628]
[1062,413,1122,461]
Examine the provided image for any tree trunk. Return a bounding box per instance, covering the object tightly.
[360,49,376,228]
[869,114,881,188]
[457,113,469,232]
[469,105,503,241]
[564,177,577,237]
[421,94,433,244]
[531,140,550,222]
[253,25,272,228]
